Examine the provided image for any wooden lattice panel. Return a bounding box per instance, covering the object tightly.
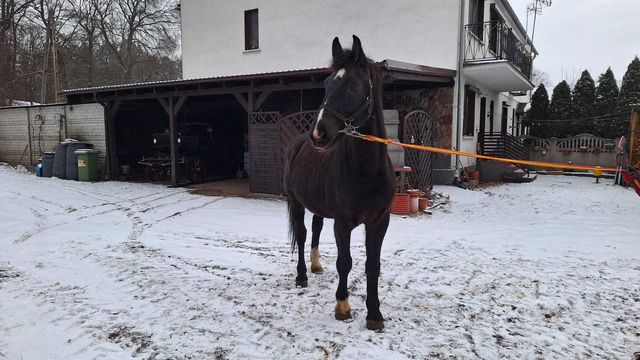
[403,110,435,192]
[280,111,318,192]
[280,110,318,158]
[249,112,281,194]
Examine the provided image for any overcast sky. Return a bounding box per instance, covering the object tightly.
[508,0,639,86]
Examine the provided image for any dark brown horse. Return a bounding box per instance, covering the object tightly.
[284,35,395,331]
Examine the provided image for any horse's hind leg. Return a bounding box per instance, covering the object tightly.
[363,212,390,331]
[310,215,324,274]
[288,195,308,287]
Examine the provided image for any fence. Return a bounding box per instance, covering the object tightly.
[523,134,621,169]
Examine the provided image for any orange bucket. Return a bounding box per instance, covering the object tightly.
[390,193,411,215]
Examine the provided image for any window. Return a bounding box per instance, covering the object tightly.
[469,0,485,39]
[463,89,476,137]
[244,9,259,50]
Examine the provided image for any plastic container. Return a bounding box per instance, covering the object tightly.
[42,152,55,177]
[410,196,419,213]
[52,142,69,179]
[66,142,93,180]
[390,193,411,215]
[76,149,100,182]
[35,163,43,177]
[418,197,428,211]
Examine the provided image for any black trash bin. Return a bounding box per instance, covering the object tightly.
[52,142,70,179]
[66,142,93,180]
[42,152,55,177]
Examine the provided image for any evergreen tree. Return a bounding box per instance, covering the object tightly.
[571,70,596,135]
[594,68,619,137]
[528,84,551,137]
[549,81,573,137]
[615,56,640,137]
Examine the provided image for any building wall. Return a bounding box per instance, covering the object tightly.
[182,0,460,79]
[0,103,106,171]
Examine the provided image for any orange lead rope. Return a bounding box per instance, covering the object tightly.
[356,134,621,173]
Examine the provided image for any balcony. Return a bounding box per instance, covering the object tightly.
[464,21,534,92]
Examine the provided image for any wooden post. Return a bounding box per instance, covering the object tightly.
[169,97,178,186]
[102,100,121,180]
[26,107,33,166]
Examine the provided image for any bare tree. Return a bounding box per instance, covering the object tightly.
[92,0,178,82]
[0,0,35,105]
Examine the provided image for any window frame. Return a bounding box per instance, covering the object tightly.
[244,9,259,51]
[463,89,477,137]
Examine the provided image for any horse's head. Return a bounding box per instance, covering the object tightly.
[311,35,374,148]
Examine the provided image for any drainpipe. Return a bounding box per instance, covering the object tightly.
[454,0,466,175]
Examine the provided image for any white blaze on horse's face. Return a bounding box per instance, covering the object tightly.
[335,68,346,79]
[312,108,325,139]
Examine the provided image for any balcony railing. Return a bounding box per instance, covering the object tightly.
[465,21,533,80]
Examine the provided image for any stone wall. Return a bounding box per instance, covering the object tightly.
[383,86,453,152]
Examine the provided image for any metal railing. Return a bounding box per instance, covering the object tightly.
[465,21,533,79]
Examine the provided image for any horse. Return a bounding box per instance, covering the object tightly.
[284,35,395,331]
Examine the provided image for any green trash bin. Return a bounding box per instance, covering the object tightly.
[76,149,99,182]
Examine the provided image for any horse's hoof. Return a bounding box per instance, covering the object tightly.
[335,311,352,320]
[311,265,324,274]
[366,319,384,331]
[335,299,352,320]
[295,279,308,288]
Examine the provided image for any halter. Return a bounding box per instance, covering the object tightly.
[319,74,374,137]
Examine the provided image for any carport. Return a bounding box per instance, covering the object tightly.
[60,61,455,191]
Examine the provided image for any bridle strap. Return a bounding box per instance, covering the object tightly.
[319,70,375,135]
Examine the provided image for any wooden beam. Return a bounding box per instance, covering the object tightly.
[254,91,271,110]
[247,92,254,113]
[88,81,326,102]
[168,97,179,186]
[157,97,170,115]
[233,92,249,112]
[173,95,188,116]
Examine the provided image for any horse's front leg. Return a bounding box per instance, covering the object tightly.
[334,219,354,320]
[364,212,390,331]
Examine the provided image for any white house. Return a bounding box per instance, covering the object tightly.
[181,0,537,175]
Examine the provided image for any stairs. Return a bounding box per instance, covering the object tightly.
[478,132,536,183]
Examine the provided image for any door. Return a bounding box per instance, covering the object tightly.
[479,97,487,154]
[489,100,494,133]
[501,105,508,134]
[479,97,487,135]
[248,112,281,194]
[404,110,435,192]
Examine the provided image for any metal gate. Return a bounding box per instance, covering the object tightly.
[280,110,318,191]
[403,110,435,192]
[249,112,281,194]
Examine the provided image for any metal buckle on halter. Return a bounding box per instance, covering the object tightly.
[339,120,364,138]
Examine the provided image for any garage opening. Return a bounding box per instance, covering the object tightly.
[114,94,247,185]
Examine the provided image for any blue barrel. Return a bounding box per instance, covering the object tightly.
[42,152,55,177]
[52,142,69,179]
[66,142,93,180]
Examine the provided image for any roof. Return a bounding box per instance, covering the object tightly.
[59,60,456,100]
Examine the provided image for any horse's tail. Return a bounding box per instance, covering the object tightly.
[287,197,297,253]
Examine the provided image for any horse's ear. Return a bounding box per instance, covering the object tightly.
[332,37,343,61]
[352,35,366,64]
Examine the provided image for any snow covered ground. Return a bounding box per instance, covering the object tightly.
[1,164,639,359]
